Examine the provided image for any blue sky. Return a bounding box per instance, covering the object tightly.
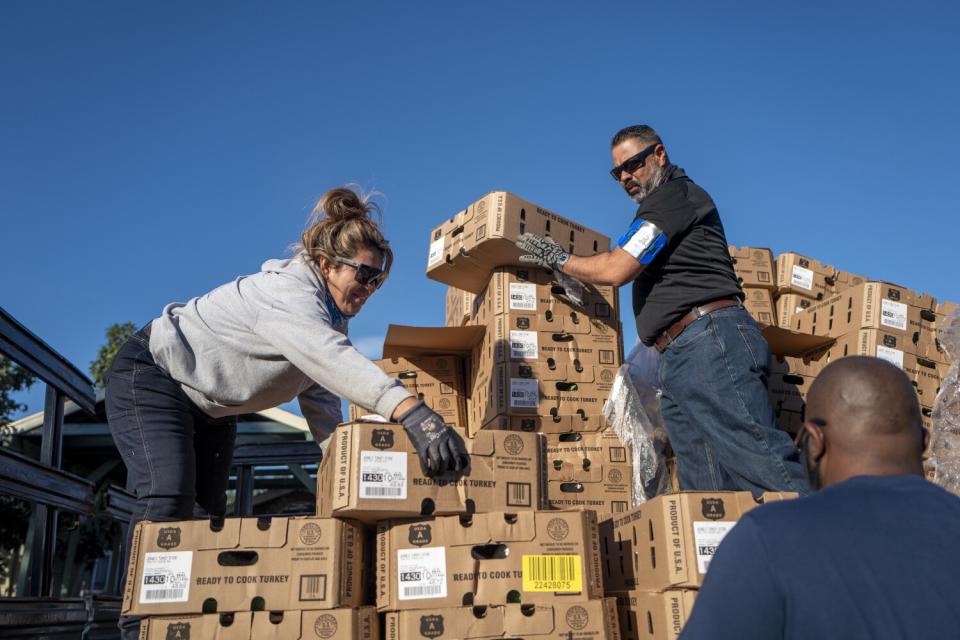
[3,1,958,417]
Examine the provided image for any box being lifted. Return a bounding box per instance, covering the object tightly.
[138,608,378,640]
[317,421,545,523]
[426,191,611,294]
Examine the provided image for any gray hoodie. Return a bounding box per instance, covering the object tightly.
[148,254,411,441]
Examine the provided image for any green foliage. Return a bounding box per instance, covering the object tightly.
[89,322,137,388]
[0,356,34,442]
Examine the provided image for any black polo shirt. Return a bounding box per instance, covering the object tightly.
[629,166,743,345]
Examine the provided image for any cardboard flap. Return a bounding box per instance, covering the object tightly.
[467,430,496,456]
[548,459,604,483]
[383,324,485,358]
[250,609,301,638]
[459,606,508,638]
[168,518,243,551]
[237,517,289,548]
[504,604,555,635]
[485,511,537,542]
[762,325,835,357]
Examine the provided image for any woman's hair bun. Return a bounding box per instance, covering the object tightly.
[318,186,380,222]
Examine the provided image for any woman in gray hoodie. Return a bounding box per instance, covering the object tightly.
[104,186,467,635]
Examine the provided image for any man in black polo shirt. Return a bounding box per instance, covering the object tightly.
[516,124,809,495]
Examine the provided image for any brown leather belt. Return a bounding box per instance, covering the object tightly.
[654,298,741,353]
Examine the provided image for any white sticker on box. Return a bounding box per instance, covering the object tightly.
[510,378,540,408]
[876,345,905,369]
[427,238,445,268]
[510,330,538,360]
[139,551,192,604]
[791,265,814,291]
[509,283,537,311]
[880,299,908,331]
[397,547,447,600]
[360,450,407,499]
[693,521,736,574]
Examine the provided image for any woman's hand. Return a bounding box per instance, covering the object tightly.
[396,400,470,476]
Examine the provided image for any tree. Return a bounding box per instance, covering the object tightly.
[0,355,34,442]
[89,322,136,388]
[0,356,34,589]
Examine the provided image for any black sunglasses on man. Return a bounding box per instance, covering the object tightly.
[610,143,659,181]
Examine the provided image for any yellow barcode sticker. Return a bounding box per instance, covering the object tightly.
[521,554,583,593]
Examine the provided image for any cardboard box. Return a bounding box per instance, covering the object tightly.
[138,608,378,640]
[545,431,633,516]
[426,191,611,294]
[469,360,616,433]
[775,252,865,299]
[794,281,937,338]
[474,412,608,436]
[775,293,816,329]
[376,510,604,611]
[384,599,621,640]
[728,246,775,291]
[123,517,365,616]
[615,590,696,640]
[742,287,776,327]
[348,355,467,428]
[599,492,795,592]
[469,266,620,337]
[445,286,475,327]
[316,422,545,523]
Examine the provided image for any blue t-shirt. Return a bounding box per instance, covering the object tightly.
[680,475,960,640]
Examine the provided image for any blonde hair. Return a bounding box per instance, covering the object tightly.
[298,186,393,278]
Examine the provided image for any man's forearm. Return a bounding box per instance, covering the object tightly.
[563,251,631,286]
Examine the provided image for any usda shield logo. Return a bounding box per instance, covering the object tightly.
[157,527,181,550]
[420,615,444,638]
[165,622,190,639]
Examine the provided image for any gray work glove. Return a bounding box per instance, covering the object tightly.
[398,400,469,476]
[516,232,570,272]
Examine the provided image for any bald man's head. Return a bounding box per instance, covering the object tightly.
[800,356,925,488]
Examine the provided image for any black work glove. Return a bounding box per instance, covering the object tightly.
[516,232,570,272]
[398,400,469,476]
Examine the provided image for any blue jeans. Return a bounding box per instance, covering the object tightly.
[658,306,810,496]
[104,328,237,638]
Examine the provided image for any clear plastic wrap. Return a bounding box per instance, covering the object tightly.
[930,310,960,494]
[603,342,669,504]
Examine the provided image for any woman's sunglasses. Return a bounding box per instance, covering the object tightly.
[333,257,387,289]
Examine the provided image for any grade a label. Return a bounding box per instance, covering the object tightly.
[427,238,445,267]
[880,299,908,331]
[522,554,583,593]
[693,521,736,574]
[509,283,537,311]
[876,345,905,369]
[510,378,539,408]
[791,265,814,291]
[360,451,407,499]
[397,547,447,600]
[139,551,192,604]
[510,330,538,360]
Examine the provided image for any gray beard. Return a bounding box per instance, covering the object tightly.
[627,164,666,204]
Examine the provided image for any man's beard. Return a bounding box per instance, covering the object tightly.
[625,164,666,204]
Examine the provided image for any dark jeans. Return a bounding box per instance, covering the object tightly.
[658,306,811,496]
[104,328,237,637]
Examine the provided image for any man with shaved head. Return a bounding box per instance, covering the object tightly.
[679,356,960,639]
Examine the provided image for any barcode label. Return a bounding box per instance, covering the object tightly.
[521,555,583,593]
[142,588,185,601]
[510,378,539,408]
[609,446,627,463]
[506,482,531,507]
[427,238,445,267]
[791,265,814,290]
[300,574,327,601]
[510,330,538,360]
[139,551,192,604]
[402,584,444,598]
[509,283,537,311]
[693,521,736,574]
[880,299,908,331]
[360,451,407,500]
[397,547,447,601]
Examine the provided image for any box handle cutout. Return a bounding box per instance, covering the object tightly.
[471,544,510,560]
[251,597,265,611]
[921,309,936,321]
[399,371,418,379]
[256,517,272,531]
[218,551,258,566]
[268,612,284,624]
[556,382,579,391]
[560,482,584,493]
[451,225,465,237]
[552,333,575,342]
[219,613,235,626]
[559,432,583,442]
[202,598,217,613]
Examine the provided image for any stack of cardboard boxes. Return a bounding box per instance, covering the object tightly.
[735,249,957,435]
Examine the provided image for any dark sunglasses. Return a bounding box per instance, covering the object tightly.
[333,257,387,289]
[610,143,659,181]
